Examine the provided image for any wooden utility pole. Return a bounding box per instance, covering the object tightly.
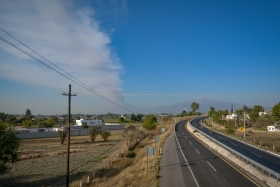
[243,112,246,139]
[62,84,77,187]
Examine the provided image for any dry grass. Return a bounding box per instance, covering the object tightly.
[0,132,124,187]
[73,118,187,187]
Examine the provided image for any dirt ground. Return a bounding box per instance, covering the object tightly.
[73,118,181,187]
[0,131,124,187]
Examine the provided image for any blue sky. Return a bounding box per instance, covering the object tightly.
[0,0,280,115]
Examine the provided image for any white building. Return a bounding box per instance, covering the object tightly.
[267,125,280,131]
[75,118,103,126]
[259,111,271,117]
[226,113,238,119]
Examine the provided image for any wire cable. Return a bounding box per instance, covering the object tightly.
[0,32,133,113]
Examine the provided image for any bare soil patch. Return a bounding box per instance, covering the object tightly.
[72,119,183,187]
[0,132,123,187]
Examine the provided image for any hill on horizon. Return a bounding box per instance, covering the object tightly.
[134,98,272,114]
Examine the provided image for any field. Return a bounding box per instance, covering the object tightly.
[79,118,185,187]
[1,119,181,187]
[0,131,124,187]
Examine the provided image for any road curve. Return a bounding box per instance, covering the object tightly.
[160,120,258,187]
[190,117,280,175]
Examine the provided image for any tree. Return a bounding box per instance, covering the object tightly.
[0,121,20,175]
[58,130,67,144]
[5,115,17,126]
[249,105,263,122]
[135,114,143,122]
[118,117,125,123]
[272,102,280,121]
[222,109,229,117]
[122,125,146,151]
[209,107,216,117]
[191,102,199,114]
[51,116,59,124]
[81,122,88,129]
[89,127,100,142]
[0,112,7,122]
[37,120,47,128]
[45,118,55,127]
[181,110,188,117]
[23,120,32,128]
[25,109,33,120]
[142,114,157,130]
[130,114,136,122]
[235,109,244,115]
[99,130,111,141]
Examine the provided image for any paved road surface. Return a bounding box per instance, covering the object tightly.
[190,117,280,175]
[160,120,258,187]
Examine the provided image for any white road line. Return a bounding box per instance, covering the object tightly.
[252,152,262,158]
[231,142,237,146]
[207,161,217,172]
[189,141,192,145]
[195,149,200,154]
[175,133,200,187]
[185,136,187,139]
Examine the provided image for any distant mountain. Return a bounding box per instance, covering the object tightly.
[131,98,261,114]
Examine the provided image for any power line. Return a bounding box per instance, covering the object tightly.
[100,93,280,97]
[0,29,133,113]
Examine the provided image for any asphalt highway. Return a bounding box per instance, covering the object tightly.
[160,120,258,187]
[190,117,280,174]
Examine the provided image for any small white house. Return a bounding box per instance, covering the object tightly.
[267,125,280,131]
[226,113,237,119]
[75,118,102,126]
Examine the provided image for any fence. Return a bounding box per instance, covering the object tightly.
[188,122,280,182]
[16,125,125,139]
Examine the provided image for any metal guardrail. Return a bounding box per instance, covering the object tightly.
[188,122,280,182]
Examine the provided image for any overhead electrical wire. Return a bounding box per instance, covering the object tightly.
[0,28,133,113]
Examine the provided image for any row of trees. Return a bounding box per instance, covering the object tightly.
[207,102,280,129]
[58,127,112,144]
[0,109,60,128]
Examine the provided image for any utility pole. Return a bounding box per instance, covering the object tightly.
[243,111,246,139]
[62,84,77,187]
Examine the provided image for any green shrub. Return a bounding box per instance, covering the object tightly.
[58,130,67,144]
[81,122,88,129]
[99,130,111,141]
[89,127,100,142]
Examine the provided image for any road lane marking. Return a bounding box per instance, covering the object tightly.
[195,149,200,154]
[252,152,262,158]
[175,132,200,187]
[231,142,237,146]
[207,161,217,172]
[185,136,187,139]
[189,141,192,145]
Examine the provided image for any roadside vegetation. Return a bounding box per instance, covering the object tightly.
[202,102,280,155]
[0,121,20,175]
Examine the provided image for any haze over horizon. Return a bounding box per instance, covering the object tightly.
[1,0,280,115]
